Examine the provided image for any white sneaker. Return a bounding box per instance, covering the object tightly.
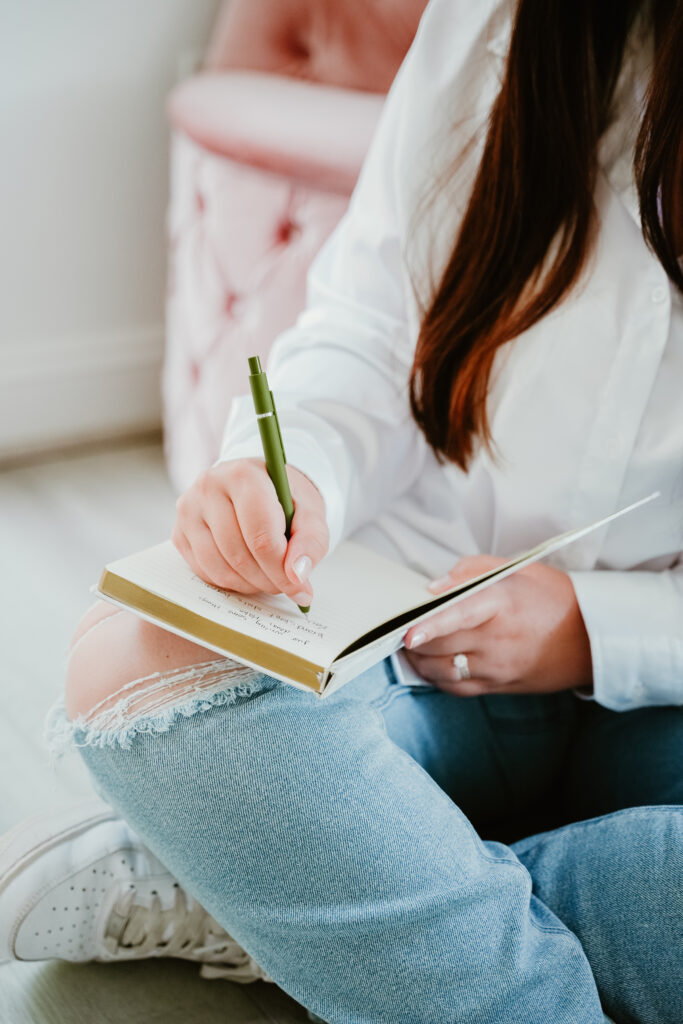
[0,799,272,983]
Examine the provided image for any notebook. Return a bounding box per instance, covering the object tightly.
[93,494,657,698]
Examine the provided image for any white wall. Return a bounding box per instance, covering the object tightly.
[0,0,220,460]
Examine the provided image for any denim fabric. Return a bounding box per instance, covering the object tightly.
[55,656,683,1024]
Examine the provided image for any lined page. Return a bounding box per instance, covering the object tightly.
[102,539,433,666]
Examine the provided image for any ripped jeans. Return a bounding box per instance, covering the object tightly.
[46,655,683,1024]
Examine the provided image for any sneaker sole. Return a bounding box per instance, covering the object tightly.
[0,798,118,950]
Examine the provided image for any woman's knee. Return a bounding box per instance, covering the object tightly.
[64,600,225,721]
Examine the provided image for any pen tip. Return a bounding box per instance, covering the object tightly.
[298,605,310,614]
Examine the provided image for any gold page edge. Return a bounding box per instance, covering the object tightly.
[98,570,327,694]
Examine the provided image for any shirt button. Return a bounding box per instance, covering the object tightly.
[651,285,667,303]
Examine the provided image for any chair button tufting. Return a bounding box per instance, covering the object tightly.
[274,219,299,245]
[224,291,243,317]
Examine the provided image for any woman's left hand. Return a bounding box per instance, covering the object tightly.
[402,557,593,696]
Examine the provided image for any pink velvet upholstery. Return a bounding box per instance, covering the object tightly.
[204,0,428,91]
[162,0,428,493]
[167,72,385,195]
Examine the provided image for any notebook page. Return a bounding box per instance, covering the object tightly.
[102,539,433,666]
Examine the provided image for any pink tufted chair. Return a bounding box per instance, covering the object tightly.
[162,0,429,493]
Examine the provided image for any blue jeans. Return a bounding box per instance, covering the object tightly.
[51,656,683,1024]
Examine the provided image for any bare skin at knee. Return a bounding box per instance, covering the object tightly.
[65,600,225,721]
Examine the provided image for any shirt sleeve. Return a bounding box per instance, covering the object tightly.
[216,0,504,554]
[568,564,683,710]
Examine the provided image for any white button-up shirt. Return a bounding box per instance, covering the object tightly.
[218,0,683,711]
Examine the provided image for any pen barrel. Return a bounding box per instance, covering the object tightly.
[249,361,295,541]
[255,414,294,538]
[248,368,271,411]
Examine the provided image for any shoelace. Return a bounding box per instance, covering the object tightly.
[101,882,271,982]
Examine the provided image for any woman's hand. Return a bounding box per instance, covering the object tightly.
[171,458,329,608]
[402,556,593,696]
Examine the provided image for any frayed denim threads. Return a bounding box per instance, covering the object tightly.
[45,658,279,754]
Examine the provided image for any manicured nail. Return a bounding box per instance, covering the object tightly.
[407,631,427,649]
[427,575,452,593]
[292,555,312,583]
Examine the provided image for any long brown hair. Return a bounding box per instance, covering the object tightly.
[409,0,683,470]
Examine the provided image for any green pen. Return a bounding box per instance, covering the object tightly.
[248,355,310,613]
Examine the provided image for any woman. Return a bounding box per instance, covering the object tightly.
[1,0,681,1021]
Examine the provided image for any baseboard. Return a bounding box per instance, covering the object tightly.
[0,325,165,460]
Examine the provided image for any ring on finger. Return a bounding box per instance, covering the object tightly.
[452,653,471,681]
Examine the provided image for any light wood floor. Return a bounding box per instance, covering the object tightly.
[0,441,309,1023]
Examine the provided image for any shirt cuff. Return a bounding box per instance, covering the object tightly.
[568,569,683,711]
[214,429,347,556]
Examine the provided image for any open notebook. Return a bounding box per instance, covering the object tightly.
[94,494,657,698]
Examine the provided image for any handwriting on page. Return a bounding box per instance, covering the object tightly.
[194,576,327,647]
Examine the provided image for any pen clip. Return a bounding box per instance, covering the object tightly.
[270,390,287,463]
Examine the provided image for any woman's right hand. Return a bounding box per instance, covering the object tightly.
[171,457,329,608]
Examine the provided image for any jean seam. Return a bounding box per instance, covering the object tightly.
[369,685,437,715]
[511,803,683,856]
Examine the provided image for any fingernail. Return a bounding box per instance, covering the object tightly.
[427,575,452,593]
[292,555,312,583]
[407,631,427,649]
